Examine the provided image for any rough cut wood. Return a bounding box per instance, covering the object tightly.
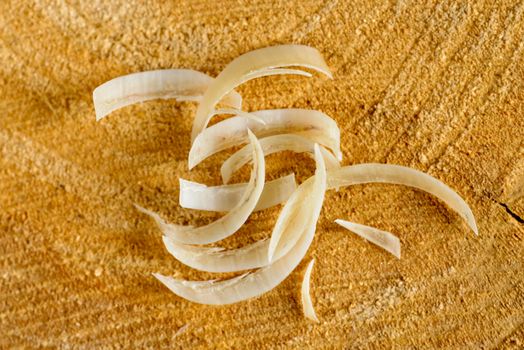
[1,0,523,348]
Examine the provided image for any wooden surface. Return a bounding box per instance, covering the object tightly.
[1,0,523,348]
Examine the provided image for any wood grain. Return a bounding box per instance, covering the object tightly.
[1,0,523,348]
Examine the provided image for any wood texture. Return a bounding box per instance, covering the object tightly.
[1,0,523,348]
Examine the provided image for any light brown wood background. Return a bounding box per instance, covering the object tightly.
[1,0,523,348]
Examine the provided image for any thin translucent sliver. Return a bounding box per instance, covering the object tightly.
[335,220,401,258]
[221,134,340,184]
[179,174,296,212]
[188,108,341,169]
[93,69,241,121]
[301,259,319,322]
[136,130,265,245]
[327,164,478,235]
[191,45,332,142]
